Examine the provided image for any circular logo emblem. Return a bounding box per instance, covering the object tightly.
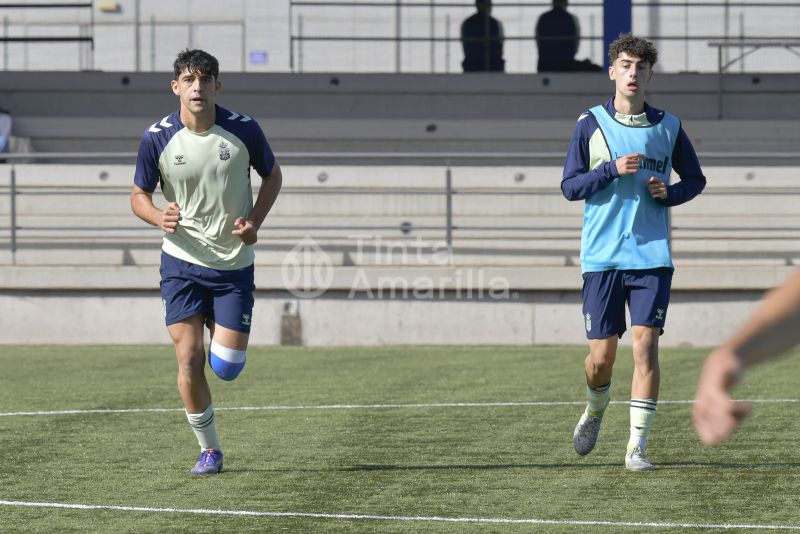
[281,237,334,299]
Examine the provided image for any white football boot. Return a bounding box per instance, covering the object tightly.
[573,410,603,456]
[625,445,654,472]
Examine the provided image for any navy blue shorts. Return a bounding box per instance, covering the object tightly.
[581,268,672,339]
[159,252,255,333]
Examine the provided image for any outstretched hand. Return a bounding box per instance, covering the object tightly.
[232,217,258,245]
[693,348,752,446]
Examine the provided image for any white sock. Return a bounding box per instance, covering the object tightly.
[628,399,657,450]
[186,403,222,452]
[586,382,611,417]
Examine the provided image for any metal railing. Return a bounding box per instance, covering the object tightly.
[289,0,605,73]
[3,151,800,268]
[0,152,464,265]
[0,6,245,72]
[2,1,800,72]
[708,39,800,118]
[289,0,800,73]
[0,2,94,71]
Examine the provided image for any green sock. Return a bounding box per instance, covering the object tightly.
[586,382,611,417]
[628,399,657,450]
[186,403,222,452]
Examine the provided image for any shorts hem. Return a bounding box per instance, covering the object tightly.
[586,329,626,340]
[211,318,252,334]
[165,308,206,327]
[630,323,666,336]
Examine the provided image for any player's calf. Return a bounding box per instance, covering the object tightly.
[209,340,246,381]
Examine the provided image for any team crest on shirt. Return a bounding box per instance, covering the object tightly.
[218,141,231,161]
[174,154,186,166]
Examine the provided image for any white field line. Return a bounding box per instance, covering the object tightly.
[0,499,799,530]
[0,399,796,418]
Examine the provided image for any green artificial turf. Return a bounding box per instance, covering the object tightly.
[0,344,798,533]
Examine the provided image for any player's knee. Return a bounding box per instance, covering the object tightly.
[633,333,659,361]
[208,339,246,381]
[588,348,616,369]
[176,343,206,376]
[590,358,613,375]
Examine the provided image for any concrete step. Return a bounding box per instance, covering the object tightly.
[0,263,795,292]
[3,240,797,268]
[3,164,800,188]
[11,114,800,154]
[4,186,798,219]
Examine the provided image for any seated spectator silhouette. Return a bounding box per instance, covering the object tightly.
[461,0,505,72]
[535,0,602,72]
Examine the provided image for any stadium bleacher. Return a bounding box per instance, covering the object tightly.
[3,71,800,153]
[0,71,798,345]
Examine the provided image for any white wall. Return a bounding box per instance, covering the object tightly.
[1,0,289,72]
[0,1,798,73]
[0,289,771,348]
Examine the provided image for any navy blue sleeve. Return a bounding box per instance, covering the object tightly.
[561,112,620,201]
[657,126,706,207]
[246,120,276,178]
[133,129,161,193]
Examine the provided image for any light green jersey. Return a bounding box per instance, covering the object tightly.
[134,106,275,270]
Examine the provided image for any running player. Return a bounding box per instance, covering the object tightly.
[131,49,282,474]
[561,34,706,471]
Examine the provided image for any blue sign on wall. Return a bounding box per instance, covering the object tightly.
[249,51,268,65]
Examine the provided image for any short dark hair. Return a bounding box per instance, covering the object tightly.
[173,49,219,80]
[608,33,658,67]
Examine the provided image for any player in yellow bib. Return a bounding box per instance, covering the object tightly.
[131,49,282,475]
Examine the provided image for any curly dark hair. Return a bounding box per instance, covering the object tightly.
[608,33,658,67]
[173,49,219,80]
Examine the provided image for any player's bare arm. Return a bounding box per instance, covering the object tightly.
[232,164,283,245]
[130,185,181,234]
[694,270,800,445]
[693,347,750,446]
[615,152,642,175]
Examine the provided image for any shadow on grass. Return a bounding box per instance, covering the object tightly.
[223,461,800,474]
[658,461,800,469]
[226,462,624,473]
[340,463,624,472]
